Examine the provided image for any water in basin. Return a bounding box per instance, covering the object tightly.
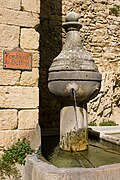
[49,139,120,168]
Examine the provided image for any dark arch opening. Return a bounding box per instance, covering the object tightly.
[39,0,62,158]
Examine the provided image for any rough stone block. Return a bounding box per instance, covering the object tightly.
[18,124,41,150]
[22,0,40,13]
[111,109,120,125]
[0,24,19,47]
[20,29,39,50]
[0,8,39,27]
[0,86,39,109]
[0,130,18,148]
[0,109,18,130]
[1,0,20,10]
[18,109,39,129]
[20,68,39,86]
[28,50,40,68]
[0,69,20,85]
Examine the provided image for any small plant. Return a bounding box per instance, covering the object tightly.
[99,120,117,126]
[88,121,97,126]
[109,4,120,16]
[0,139,34,179]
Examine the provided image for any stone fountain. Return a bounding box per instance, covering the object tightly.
[24,12,120,180]
[48,12,101,151]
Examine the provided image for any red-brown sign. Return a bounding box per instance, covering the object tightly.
[3,47,32,70]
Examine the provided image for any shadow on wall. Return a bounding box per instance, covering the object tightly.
[39,1,62,130]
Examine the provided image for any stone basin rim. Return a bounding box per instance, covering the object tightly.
[27,154,120,171]
[25,154,120,180]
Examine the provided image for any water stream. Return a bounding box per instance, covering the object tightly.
[71,88,79,130]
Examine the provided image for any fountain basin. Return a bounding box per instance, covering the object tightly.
[48,71,101,103]
[24,127,120,179]
[25,154,120,180]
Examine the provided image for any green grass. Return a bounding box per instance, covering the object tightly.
[99,120,117,126]
[88,121,97,126]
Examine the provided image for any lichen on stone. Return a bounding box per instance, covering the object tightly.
[60,128,88,151]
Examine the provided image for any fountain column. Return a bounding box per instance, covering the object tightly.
[48,12,102,151]
[60,104,88,151]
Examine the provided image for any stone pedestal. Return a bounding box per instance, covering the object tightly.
[60,105,88,151]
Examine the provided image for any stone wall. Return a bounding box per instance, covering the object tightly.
[62,0,120,125]
[40,0,120,129]
[0,0,40,149]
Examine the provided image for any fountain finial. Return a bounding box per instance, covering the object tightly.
[63,11,82,31]
[65,12,79,22]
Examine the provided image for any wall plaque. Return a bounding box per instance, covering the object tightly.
[3,47,32,70]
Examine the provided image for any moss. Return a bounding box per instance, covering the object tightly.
[109,4,120,16]
[60,128,88,151]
